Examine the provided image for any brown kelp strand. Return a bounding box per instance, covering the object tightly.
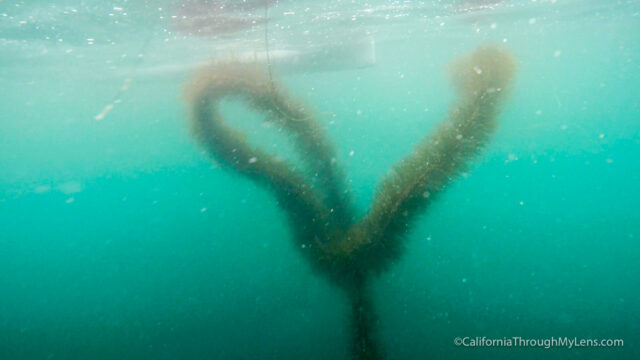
[184,63,354,260]
[331,45,517,276]
[348,279,383,360]
[185,45,516,360]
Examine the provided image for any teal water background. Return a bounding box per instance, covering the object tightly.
[1,0,639,359]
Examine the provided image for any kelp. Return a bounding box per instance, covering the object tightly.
[185,44,517,360]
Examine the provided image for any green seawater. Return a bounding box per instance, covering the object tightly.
[1,0,639,359]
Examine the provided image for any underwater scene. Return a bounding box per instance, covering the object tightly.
[1,0,639,359]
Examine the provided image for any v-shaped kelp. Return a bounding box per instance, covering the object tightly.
[184,44,516,360]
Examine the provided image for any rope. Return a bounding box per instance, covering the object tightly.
[263,1,311,122]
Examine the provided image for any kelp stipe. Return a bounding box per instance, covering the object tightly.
[184,45,516,360]
[335,44,518,274]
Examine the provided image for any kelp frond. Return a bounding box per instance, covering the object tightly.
[185,63,354,257]
[331,45,517,274]
[185,45,517,360]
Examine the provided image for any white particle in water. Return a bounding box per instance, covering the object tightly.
[528,18,536,25]
[95,103,113,121]
[473,66,483,75]
[248,157,258,163]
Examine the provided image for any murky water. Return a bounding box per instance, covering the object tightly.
[1,0,638,359]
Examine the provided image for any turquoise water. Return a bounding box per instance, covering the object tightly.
[1,0,639,359]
